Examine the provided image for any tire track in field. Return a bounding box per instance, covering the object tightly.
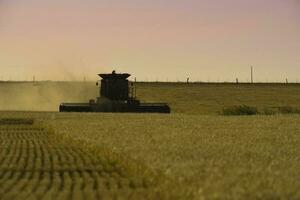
[0,124,157,200]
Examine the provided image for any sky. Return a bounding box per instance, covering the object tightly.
[0,0,299,82]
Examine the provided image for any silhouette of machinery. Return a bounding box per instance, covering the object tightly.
[59,71,171,113]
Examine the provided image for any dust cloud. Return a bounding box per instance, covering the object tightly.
[0,81,98,111]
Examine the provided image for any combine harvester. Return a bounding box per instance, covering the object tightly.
[59,71,171,113]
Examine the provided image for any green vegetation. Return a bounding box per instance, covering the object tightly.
[278,106,300,114]
[0,82,300,199]
[222,105,259,115]
[222,105,300,116]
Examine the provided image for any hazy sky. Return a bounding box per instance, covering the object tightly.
[0,0,299,81]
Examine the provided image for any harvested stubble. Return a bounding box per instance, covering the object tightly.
[0,123,162,200]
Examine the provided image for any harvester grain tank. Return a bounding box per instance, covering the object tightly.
[59,71,171,113]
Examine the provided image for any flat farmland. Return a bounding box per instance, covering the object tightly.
[0,120,170,200]
[0,82,300,114]
[0,82,300,199]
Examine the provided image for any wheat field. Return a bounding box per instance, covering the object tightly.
[1,82,300,114]
[0,119,174,200]
[0,82,300,199]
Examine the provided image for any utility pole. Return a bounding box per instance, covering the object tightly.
[251,66,254,84]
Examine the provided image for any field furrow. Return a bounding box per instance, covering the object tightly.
[0,123,156,199]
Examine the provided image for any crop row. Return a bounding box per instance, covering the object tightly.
[0,124,153,200]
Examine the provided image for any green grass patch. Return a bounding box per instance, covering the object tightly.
[278,106,300,114]
[222,105,259,115]
[221,105,300,116]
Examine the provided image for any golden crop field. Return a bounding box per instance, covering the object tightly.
[0,82,300,199]
[1,82,300,114]
[0,118,177,200]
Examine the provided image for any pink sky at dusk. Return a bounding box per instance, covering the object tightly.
[0,0,299,82]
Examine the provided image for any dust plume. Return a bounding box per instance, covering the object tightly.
[0,81,98,111]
